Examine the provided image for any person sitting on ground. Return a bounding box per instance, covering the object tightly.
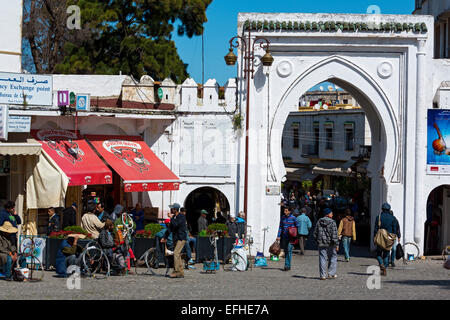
[47,207,60,236]
[55,234,85,277]
[81,201,105,239]
[96,202,112,223]
[0,221,26,280]
[98,219,116,264]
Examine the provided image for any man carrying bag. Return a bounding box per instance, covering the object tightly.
[374,203,399,276]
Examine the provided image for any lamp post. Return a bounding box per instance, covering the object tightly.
[225,29,273,220]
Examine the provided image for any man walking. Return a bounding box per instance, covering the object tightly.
[276,206,300,271]
[313,207,339,280]
[374,203,399,276]
[338,209,356,262]
[389,209,401,268]
[162,203,187,278]
[296,208,312,255]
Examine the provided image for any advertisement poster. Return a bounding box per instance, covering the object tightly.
[427,109,450,175]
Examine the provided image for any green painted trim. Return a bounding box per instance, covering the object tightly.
[243,20,428,33]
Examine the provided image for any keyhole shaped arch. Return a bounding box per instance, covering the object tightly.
[268,55,400,184]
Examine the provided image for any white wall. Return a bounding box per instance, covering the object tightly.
[0,0,23,72]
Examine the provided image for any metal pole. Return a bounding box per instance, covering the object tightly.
[243,28,251,221]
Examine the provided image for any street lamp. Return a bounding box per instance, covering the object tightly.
[224,30,273,220]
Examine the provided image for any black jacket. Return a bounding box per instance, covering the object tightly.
[47,214,61,235]
[165,213,187,242]
[62,207,77,229]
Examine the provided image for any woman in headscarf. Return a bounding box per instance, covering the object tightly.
[111,204,124,222]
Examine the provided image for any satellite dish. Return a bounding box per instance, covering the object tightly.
[319,86,324,91]
[314,104,320,110]
[323,104,328,110]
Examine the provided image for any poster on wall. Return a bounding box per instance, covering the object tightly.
[19,236,46,265]
[427,109,450,175]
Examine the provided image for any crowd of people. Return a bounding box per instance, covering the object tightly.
[277,190,401,279]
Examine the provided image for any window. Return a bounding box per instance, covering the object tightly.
[345,128,354,151]
[313,123,320,155]
[326,128,333,150]
[292,122,300,149]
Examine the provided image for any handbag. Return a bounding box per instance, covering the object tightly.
[288,226,298,245]
[395,243,404,260]
[269,240,281,256]
[373,214,397,251]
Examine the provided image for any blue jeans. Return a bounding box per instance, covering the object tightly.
[184,237,196,260]
[319,246,337,278]
[341,236,352,260]
[376,247,390,268]
[390,239,397,263]
[285,242,293,268]
[1,255,26,278]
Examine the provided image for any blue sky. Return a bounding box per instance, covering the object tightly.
[173,0,415,87]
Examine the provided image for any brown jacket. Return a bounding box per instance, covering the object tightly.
[0,233,16,265]
[338,216,356,241]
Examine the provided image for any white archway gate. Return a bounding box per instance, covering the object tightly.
[236,13,435,255]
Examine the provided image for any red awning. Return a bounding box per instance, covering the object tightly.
[86,135,180,192]
[31,129,113,186]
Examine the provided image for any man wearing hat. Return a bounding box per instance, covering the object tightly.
[0,221,26,280]
[313,207,339,280]
[374,203,400,276]
[162,203,187,278]
[197,209,209,234]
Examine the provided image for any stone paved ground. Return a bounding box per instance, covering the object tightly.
[1,246,448,300]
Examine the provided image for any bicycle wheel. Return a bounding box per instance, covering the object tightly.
[81,244,110,278]
[136,248,167,276]
[403,242,420,261]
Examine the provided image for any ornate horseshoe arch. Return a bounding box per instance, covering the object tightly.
[267,55,400,184]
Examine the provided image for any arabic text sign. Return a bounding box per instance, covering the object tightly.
[8,116,31,133]
[0,72,52,106]
[427,109,450,175]
[0,105,8,140]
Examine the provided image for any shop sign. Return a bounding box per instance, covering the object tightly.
[8,115,31,133]
[0,72,52,106]
[76,93,90,111]
[57,90,69,106]
[0,105,8,140]
[427,109,450,175]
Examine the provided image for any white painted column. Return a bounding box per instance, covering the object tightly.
[414,38,427,245]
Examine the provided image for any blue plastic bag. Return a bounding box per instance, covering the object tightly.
[254,257,267,267]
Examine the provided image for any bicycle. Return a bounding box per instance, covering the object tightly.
[17,237,45,282]
[136,238,189,277]
[80,240,111,279]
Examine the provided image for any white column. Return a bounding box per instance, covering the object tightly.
[414,38,427,245]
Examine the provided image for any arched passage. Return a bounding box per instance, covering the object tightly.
[261,55,402,252]
[424,185,450,255]
[184,187,231,235]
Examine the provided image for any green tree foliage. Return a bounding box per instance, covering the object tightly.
[24,0,212,83]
